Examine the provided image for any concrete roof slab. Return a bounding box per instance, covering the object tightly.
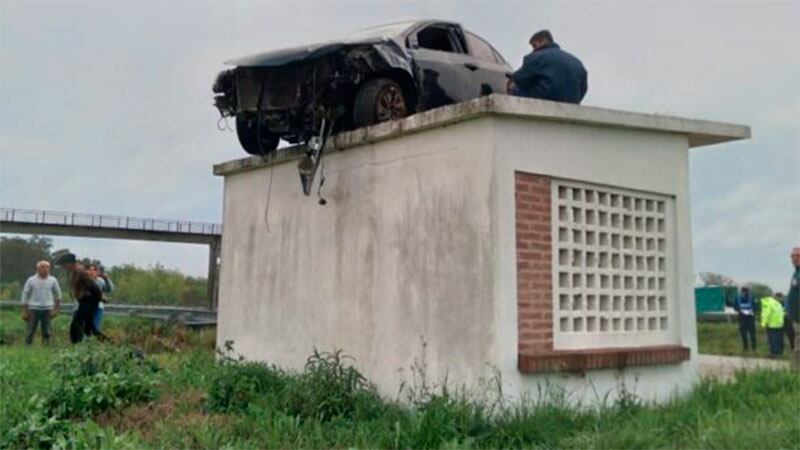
[214,94,750,177]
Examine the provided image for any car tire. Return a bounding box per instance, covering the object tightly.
[353,78,408,128]
[236,114,280,155]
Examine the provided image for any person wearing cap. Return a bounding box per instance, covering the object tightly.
[760,294,785,358]
[733,286,759,352]
[21,261,62,345]
[56,252,103,343]
[507,29,588,104]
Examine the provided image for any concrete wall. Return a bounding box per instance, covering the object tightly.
[491,118,698,403]
[216,96,747,404]
[218,118,499,398]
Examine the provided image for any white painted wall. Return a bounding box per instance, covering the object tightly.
[490,117,698,403]
[218,110,703,404]
[218,119,499,399]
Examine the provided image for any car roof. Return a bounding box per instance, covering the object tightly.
[346,19,458,41]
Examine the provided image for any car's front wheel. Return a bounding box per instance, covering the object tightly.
[236,114,280,155]
[353,78,409,128]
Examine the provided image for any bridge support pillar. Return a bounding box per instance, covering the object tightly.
[207,238,221,310]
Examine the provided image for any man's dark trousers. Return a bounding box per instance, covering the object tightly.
[767,328,784,356]
[25,309,52,345]
[784,317,796,350]
[738,314,757,350]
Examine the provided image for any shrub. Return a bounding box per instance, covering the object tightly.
[206,359,286,413]
[206,347,385,421]
[2,406,140,450]
[285,349,385,422]
[44,341,160,418]
[1,342,157,449]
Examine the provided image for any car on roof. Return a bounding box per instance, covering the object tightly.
[212,20,512,155]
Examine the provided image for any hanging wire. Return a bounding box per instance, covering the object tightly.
[316,118,335,205]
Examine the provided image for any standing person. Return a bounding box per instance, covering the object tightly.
[776,292,795,352]
[733,286,758,352]
[20,261,62,345]
[98,265,114,295]
[97,265,113,330]
[86,264,110,333]
[787,247,800,369]
[760,295,785,358]
[507,29,588,104]
[56,253,103,343]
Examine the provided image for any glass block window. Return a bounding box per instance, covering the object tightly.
[551,180,675,350]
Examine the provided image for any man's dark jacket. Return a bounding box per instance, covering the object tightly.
[788,266,800,323]
[511,43,588,104]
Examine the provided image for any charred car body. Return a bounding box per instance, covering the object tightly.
[213,20,512,155]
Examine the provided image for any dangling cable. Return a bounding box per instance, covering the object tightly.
[317,157,326,205]
[317,118,335,205]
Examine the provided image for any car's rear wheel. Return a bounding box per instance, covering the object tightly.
[236,114,280,155]
[353,78,408,128]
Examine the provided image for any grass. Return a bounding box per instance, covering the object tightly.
[698,321,792,360]
[1,308,799,449]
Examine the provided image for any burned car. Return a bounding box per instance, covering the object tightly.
[213,20,512,155]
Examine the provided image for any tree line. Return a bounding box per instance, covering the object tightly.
[698,271,775,299]
[0,236,207,306]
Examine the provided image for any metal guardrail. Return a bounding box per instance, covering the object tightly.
[1,207,221,236]
[0,301,216,327]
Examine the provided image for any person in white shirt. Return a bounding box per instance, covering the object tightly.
[21,261,62,345]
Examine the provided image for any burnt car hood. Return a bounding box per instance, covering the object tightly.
[225,37,390,68]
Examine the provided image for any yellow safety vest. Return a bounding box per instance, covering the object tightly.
[760,296,785,329]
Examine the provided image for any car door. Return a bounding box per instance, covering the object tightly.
[463,30,513,96]
[407,23,478,109]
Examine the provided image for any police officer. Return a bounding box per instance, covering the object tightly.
[787,247,800,369]
[760,294,785,358]
[733,286,758,351]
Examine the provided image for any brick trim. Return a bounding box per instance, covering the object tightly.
[515,171,687,374]
[518,345,690,374]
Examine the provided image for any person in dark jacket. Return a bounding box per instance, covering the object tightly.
[788,247,800,369]
[776,292,795,351]
[56,253,103,343]
[508,30,588,104]
[733,286,759,352]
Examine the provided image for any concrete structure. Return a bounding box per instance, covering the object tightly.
[0,207,221,309]
[214,95,749,403]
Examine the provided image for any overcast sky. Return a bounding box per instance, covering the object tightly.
[1,1,798,290]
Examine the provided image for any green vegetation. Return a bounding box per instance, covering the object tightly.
[1,309,798,449]
[105,264,207,307]
[0,235,207,306]
[698,321,792,360]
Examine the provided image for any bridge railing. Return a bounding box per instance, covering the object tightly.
[1,207,221,235]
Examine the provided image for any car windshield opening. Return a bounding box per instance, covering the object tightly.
[417,27,458,53]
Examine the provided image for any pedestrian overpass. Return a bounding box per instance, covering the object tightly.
[0,207,221,309]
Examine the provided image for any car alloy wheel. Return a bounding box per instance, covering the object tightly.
[375,85,407,121]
